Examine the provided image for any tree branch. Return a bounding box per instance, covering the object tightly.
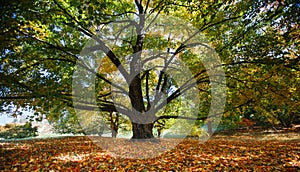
[154,98,255,124]
[83,39,130,83]
[145,70,151,111]
[53,0,94,37]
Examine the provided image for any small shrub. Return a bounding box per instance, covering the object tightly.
[187,127,209,138]
[0,122,38,139]
[4,123,17,129]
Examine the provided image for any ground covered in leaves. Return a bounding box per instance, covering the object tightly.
[0,131,299,171]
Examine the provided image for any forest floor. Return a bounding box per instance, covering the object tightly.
[0,129,299,171]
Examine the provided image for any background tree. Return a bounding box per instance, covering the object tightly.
[222,1,300,128]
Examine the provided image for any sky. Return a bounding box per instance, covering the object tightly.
[0,115,14,125]
[0,112,29,125]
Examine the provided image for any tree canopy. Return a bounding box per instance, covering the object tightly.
[1,0,299,140]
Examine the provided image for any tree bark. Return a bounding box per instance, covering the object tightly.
[112,130,117,138]
[131,122,155,140]
[207,120,213,136]
[110,112,119,138]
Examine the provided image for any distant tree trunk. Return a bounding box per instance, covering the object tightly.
[157,129,161,138]
[110,112,119,138]
[207,120,213,136]
[112,130,117,138]
[98,126,104,136]
[131,122,155,140]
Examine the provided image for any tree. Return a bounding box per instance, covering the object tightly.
[221,1,300,128]
[1,0,299,141]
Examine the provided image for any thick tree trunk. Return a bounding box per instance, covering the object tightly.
[131,122,155,140]
[129,74,157,141]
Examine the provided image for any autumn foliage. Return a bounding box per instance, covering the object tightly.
[237,118,256,130]
[1,135,299,171]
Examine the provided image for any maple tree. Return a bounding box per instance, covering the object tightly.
[1,0,299,140]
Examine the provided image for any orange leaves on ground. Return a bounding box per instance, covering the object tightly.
[0,136,299,171]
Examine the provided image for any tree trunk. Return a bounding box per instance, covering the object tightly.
[112,130,117,138]
[98,126,104,136]
[110,112,119,138]
[207,120,213,136]
[129,74,158,141]
[157,129,161,138]
[131,122,155,140]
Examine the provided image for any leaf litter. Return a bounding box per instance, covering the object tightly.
[0,134,299,171]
